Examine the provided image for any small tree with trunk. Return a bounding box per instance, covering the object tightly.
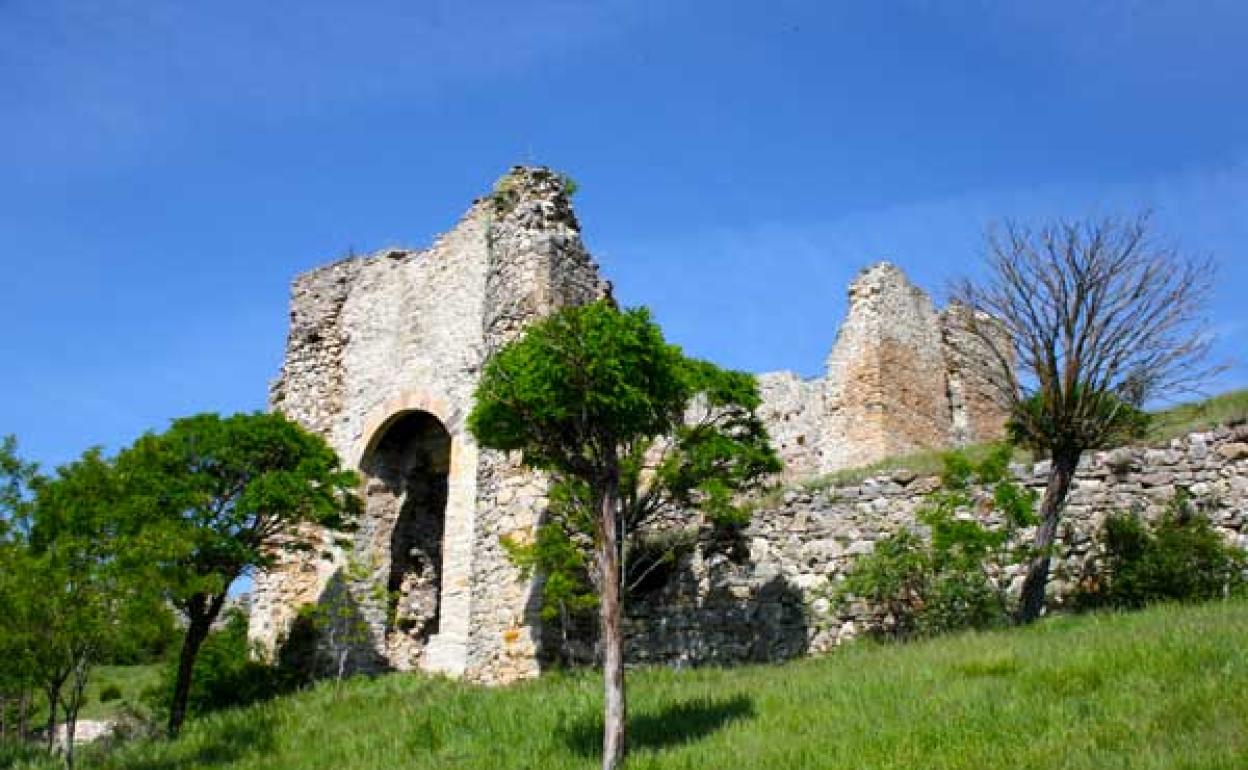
[468,300,779,770]
[952,213,1218,622]
[25,448,167,769]
[114,412,360,737]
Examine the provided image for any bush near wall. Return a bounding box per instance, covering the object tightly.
[831,446,1037,640]
[1079,491,1247,609]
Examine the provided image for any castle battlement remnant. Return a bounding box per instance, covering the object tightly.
[248,167,1010,683]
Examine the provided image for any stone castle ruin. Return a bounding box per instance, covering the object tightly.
[758,262,1008,479]
[248,167,1248,683]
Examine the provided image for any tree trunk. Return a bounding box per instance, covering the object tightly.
[44,679,63,754]
[62,653,90,770]
[1017,449,1081,623]
[19,688,31,740]
[168,614,209,739]
[62,705,76,770]
[595,470,626,770]
[168,591,228,738]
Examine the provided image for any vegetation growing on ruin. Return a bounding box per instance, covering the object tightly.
[830,446,1038,639]
[24,599,1248,770]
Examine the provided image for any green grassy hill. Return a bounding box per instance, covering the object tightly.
[44,599,1248,770]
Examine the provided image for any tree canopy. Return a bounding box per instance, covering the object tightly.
[113,411,361,737]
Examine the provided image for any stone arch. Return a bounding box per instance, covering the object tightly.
[352,390,459,469]
[360,410,451,664]
[352,389,477,675]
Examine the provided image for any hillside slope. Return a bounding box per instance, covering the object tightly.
[50,600,1248,770]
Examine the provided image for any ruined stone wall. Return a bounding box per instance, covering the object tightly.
[818,263,954,470]
[251,203,496,672]
[941,303,1012,446]
[756,372,821,480]
[469,169,611,684]
[251,168,1030,685]
[250,167,609,683]
[758,263,1011,480]
[624,427,1248,665]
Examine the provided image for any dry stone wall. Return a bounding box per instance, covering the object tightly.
[624,426,1248,665]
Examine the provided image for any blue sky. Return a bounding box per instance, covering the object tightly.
[3,0,1246,470]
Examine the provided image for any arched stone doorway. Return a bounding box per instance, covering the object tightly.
[360,410,451,668]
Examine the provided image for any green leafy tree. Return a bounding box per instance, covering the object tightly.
[836,446,1037,640]
[26,448,168,768]
[114,412,360,737]
[468,300,779,770]
[953,213,1218,622]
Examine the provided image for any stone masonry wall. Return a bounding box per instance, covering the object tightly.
[250,167,609,684]
[249,167,1058,685]
[757,263,1011,480]
[469,168,611,684]
[625,426,1248,665]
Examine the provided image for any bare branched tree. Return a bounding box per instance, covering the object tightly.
[952,212,1220,623]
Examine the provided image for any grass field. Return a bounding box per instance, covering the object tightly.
[31,599,1248,770]
[74,664,164,722]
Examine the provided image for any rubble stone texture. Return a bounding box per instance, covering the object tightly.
[626,426,1248,664]
[757,263,1011,480]
[250,167,609,684]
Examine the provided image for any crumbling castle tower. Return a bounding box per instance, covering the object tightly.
[757,263,1010,479]
[248,168,1008,683]
[249,168,610,683]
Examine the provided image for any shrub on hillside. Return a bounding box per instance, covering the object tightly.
[1081,491,1246,609]
[98,684,123,703]
[832,445,1036,640]
[147,609,294,721]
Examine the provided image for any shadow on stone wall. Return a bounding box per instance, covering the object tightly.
[628,573,810,666]
[534,527,811,670]
[277,568,391,680]
[558,694,755,756]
